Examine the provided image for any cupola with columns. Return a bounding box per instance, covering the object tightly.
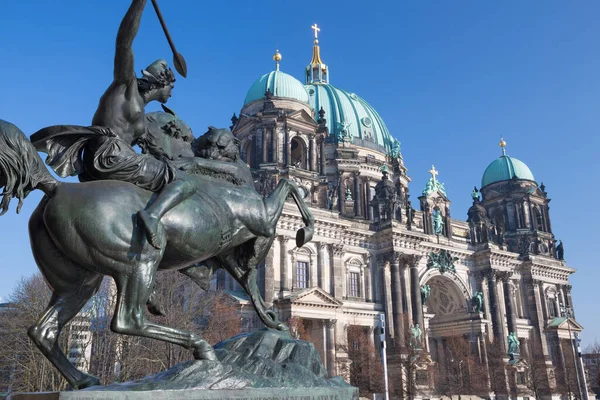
[478,138,557,258]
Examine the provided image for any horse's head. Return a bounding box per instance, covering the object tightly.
[193,127,241,163]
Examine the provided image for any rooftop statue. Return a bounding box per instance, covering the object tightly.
[0,0,315,391]
[433,209,445,236]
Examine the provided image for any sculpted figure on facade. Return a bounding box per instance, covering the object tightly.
[472,291,484,313]
[433,209,444,236]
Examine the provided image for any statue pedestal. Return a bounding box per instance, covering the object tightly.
[11,330,358,400]
[10,387,359,400]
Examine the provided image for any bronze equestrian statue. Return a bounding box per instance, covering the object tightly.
[0,0,315,391]
[0,115,314,390]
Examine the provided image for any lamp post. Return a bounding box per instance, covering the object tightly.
[575,332,590,400]
[561,305,586,400]
[379,313,390,400]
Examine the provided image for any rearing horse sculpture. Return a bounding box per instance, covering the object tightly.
[0,118,314,389]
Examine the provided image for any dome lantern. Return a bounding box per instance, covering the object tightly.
[306,23,328,84]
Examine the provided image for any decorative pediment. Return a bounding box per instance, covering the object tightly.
[286,287,343,308]
[546,317,584,332]
[287,109,318,127]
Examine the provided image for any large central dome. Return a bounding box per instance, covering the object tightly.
[305,83,393,153]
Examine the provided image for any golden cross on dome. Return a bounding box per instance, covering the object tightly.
[311,23,321,39]
[429,165,438,183]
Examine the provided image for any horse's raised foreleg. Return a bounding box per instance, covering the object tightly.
[263,178,315,247]
[288,184,315,247]
[220,239,288,332]
[111,264,216,360]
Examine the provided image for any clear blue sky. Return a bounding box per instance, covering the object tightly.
[1,1,598,346]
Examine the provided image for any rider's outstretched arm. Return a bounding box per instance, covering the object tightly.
[114,0,147,83]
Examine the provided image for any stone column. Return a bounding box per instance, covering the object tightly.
[545,206,553,233]
[310,252,317,288]
[436,337,446,378]
[389,253,404,346]
[262,127,268,162]
[364,254,372,302]
[318,136,326,175]
[317,242,326,290]
[530,280,551,359]
[326,319,337,377]
[353,171,361,217]
[409,255,424,331]
[309,135,317,172]
[360,268,366,300]
[270,125,277,163]
[377,255,394,339]
[486,270,504,349]
[286,130,292,167]
[289,250,297,291]
[502,273,518,335]
[564,285,574,316]
[280,237,290,292]
[330,244,344,299]
[338,172,345,212]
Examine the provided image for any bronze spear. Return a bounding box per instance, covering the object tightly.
[151,0,188,78]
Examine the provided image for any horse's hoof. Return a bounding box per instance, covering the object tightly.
[295,227,314,247]
[193,342,217,361]
[146,300,166,316]
[277,323,289,332]
[75,374,101,389]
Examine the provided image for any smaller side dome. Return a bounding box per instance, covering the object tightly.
[244,71,309,106]
[481,155,535,188]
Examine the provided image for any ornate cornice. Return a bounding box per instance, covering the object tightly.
[331,243,345,257]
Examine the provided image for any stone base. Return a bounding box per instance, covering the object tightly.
[10,387,358,400]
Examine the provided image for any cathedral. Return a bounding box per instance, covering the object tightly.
[214,24,583,399]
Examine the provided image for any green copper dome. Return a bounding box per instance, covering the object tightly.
[481,155,536,188]
[305,83,394,153]
[244,70,309,105]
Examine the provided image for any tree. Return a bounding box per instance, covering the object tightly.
[287,316,312,342]
[437,334,489,399]
[486,339,509,397]
[519,340,551,400]
[0,274,86,392]
[345,325,385,397]
[1,270,243,391]
[584,340,600,395]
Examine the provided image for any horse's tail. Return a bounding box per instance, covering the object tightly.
[0,119,58,216]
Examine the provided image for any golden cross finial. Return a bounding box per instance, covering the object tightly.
[429,165,438,183]
[311,23,321,39]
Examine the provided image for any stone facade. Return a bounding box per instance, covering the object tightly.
[212,73,583,399]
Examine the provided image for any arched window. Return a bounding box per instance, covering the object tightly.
[290,137,307,169]
[242,139,253,167]
[533,207,545,232]
[546,287,559,318]
[346,258,363,299]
